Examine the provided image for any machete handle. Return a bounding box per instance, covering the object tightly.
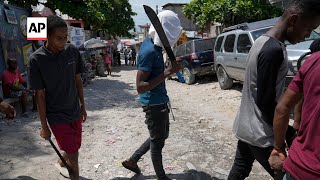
[48,139,76,179]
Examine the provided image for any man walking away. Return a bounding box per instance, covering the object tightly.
[228,0,320,179]
[121,10,182,180]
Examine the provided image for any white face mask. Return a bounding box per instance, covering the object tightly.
[149,10,183,48]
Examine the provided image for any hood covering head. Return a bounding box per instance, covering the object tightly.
[148,10,182,48]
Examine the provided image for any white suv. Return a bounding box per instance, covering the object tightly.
[214,17,319,89]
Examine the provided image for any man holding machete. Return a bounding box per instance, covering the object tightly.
[28,15,86,180]
[122,10,182,180]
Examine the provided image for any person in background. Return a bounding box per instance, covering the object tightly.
[2,58,37,117]
[105,51,112,75]
[117,50,121,66]
[124,48,128,66]
[131,48,137,66]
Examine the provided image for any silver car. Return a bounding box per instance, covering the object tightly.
[214,17,320,89]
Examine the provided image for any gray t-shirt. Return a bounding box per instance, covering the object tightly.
[233,35,288,148]
[28,44,84,125]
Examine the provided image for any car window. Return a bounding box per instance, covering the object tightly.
[251,28,270,40]
[186,42,192,54]
[251,27,320,44]
[284,31,320,45]
[194,38,215,52]
[237,34,252,54]
[175,45,184,57]
[215,36,224,52]
[224,34,236,52]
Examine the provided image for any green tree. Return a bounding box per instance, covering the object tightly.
[6,0,136,37]
[183,0,283,29]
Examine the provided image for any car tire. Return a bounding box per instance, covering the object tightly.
[217,66,233,90]
[182,67,195,85]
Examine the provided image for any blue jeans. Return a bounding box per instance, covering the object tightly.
[130,104,170,179]
[176,71,185,83]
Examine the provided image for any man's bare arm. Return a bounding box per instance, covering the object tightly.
[35,89,51,139]
[36,90,47,128]
[293,98,303,130]
[136,62,181,94]
[75,74,85,107]
[274,89,302,148]
[75,74,87,121]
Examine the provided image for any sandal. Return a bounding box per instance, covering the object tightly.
[121,160,141,174]
[55,163,70,179]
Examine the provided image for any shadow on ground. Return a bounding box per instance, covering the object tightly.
[112,63,137,73]
[84,77,139,112]
[2,175,92,180]
[111,170,223,180]
[2,176,37,180]
[0,114,50,177]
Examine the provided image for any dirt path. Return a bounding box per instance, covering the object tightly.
[0,65,272,180]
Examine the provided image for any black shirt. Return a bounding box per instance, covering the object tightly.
[28,43,84,124]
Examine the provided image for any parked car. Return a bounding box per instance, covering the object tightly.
[170,38,216,84]
[214,17,320,89]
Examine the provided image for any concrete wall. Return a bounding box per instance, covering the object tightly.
[162,4,198,31]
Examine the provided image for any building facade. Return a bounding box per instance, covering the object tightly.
[162,3,221,38]
[0,2,31,74]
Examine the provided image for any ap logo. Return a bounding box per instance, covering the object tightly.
[27,17,47,40]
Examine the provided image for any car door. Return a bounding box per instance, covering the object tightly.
[235,33,252,81]
[222,34,237,79]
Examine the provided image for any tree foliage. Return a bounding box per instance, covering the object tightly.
[6,0,136,37]
[183,0,283,29]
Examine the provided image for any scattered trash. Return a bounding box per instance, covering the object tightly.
[186,162,196,170]
[205,136,215,141]
[165,165,175,171]
[212,167,229,176]
[106,139,116,144]
[94,164,101,169]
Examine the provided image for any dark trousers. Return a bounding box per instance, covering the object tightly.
[125,57,128,65]
[283,172,296,180]
[130,104,170,179]
[228,140,275,180]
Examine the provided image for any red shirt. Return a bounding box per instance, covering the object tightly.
[2,70,25,97]
[284,52,320,180]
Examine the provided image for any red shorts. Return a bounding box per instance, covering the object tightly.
[50,117,82,154]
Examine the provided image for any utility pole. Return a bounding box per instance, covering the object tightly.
[156,5,158,14]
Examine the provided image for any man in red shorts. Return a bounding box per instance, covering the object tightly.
[28,15,86,180]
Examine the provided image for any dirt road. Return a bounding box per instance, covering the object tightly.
[0,65,272,180]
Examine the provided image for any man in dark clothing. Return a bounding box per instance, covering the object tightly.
[131,48,136,66]
[228,0,320,179]
[117,50,121,66]
[121,10,182,180]
[28,15,86,180]
[124,48,128,65]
